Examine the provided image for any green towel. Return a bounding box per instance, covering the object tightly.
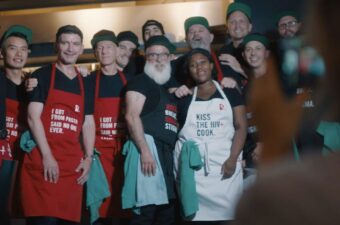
[316,121,340,155]
[20,130,36,152]
[178,141,203,218]
[86,149,111,224]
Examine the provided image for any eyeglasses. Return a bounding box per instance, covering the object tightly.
[146,52,170,60]
[279,21,298,30]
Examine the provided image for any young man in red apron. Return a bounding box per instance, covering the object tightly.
[88,29,131,225]
[20,25,95,225]
[0,25,35,224]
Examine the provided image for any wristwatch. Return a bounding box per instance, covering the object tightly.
[0,129,8,139]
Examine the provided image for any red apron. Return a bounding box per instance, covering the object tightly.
[6,97,27,159]
[0,140,11,163]
[20,64,85,222]
[94,70,130,218]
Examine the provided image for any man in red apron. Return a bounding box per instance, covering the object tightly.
[0,24,33,224]
[124,35,178,225]
[173,16,244,98]
[88,29,131,225]
[20,25,95,225]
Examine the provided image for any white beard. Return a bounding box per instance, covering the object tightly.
[144,61,171,85]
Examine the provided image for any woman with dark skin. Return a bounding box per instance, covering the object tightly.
[174,48,247,225]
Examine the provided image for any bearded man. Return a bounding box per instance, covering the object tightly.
[123,35,178,225]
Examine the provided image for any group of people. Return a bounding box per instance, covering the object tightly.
[0,1,320,225]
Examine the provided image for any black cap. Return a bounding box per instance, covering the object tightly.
[91,29,117,49]
[117,31,139,48]
[144,35,176,54]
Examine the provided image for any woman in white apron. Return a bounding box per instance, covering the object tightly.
[174,48,247,224]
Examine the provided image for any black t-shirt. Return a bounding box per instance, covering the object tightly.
[125,73,173,116]
[219,43,248,88]
[86,70,132,114]
[28,64,92,115]
[6,77,27,102]
[177,87,244,130]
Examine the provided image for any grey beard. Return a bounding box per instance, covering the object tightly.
[189,40,210,51]
[144,62,171,85]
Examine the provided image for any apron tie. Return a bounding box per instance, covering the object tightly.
[204,142,210,175]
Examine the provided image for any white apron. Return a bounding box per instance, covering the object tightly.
[174,80,243,221]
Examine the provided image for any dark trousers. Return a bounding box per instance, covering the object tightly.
[26,217,80,225]
[129,202,175,225]
[93,217,130,225]
[182,221,235,225]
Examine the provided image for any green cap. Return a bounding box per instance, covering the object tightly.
[144,35,176,54]
[117,31,139,48]
[91,29,117,49]
[227,2,252,20]
[242,33,270,49]
[1,25,33,45]
[184,16,210,33]
[275,10,300,25]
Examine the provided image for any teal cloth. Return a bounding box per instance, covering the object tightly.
[121,134,168,214]
[178,141,203,218]
[316,121,340,155]
[86,149,111,224]
[20,130,36,152]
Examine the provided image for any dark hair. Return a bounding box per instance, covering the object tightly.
[142,20,165,43]
[185,48,213,65]
[56,25,83,42]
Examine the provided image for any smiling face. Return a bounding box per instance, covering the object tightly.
[0,36,29,70]
[243,40,269,69]
[143,25,163,42]
[94,40,117,67]
[188,52,214,84]
[56,33,83,65]
[227,11,252,42]
[116,40,137,68]
[278,15,301,38]
[186,24,213,51]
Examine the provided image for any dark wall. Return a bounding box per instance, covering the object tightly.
[237,0,306,39]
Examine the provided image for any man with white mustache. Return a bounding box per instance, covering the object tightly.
[124,35,178,225]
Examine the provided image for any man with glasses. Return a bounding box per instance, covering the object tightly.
[123,35,177,225]
[276,11,302,39]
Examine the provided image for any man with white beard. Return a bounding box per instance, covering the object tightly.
[123,35,178,225]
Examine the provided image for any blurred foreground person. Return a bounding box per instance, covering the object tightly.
[235,0,340,224]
